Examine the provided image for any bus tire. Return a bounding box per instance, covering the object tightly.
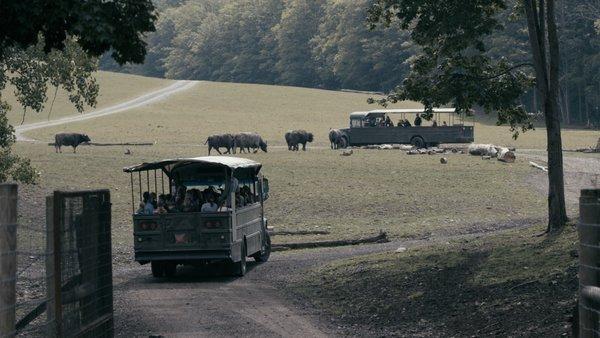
[164,262,177,277]
[151,261,164,278]
[411,136,426,149]
[232,242,247,277]
[253,232,271,263]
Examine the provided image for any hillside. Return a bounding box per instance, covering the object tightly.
[20,77,599,150]
[4,71,174,126]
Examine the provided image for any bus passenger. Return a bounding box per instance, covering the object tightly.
[384,116,393,127]
[143,192,154,215]
[442,121,448,126]
[135,202,145,215]
[414,114,422,126]
[432,120,438,127]
[201,195,219,212]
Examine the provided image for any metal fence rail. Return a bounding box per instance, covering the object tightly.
[579,188,600,337]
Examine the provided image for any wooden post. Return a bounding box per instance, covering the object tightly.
[0,184,18,338]
[579,189,600,337]
[45,195,56,335]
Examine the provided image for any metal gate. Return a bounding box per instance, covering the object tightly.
[49,190,113,337]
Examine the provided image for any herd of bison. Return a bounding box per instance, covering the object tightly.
[53,129,348,154]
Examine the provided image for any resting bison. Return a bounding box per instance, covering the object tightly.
[328,129,346,149]
[205,133,235,155]
[285,130,314,151]
[234,132,267,153]
[54,133,91,153]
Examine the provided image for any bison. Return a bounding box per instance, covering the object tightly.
[328,129,346,149]
[234,132,267,153]
[285,130,314,151]
[205,133,235,155]
[54,133,91,153]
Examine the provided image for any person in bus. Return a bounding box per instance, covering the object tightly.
[414,114,422,126]
[442,121,448,126]
[142,191,155,215]
[201,194,219,212]
[384,116,393,127]
[432,120,438,127]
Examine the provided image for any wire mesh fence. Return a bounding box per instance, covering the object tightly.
[1,186,113,337]
[53,190,113,337]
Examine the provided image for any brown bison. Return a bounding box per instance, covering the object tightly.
[54,133,91,153]
[205,133,235,155]
[234,132,267,153]
[285,130,314,151]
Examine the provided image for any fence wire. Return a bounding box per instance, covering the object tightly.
[14,209,54,337]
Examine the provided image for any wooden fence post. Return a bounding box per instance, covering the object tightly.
[579,189,600,337]
[0,184,18,338]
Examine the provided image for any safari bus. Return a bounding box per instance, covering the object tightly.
[123,156,271,277]
[339,108,474,148]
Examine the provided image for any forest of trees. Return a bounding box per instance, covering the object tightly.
[100,0,600,126]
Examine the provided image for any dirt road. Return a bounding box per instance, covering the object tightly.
[14,80,197,142]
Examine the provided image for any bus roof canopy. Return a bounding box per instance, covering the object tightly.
[123,156,262,176]
[368,108,457,114]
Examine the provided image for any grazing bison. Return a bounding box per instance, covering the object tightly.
[328,129,346,149]
[234,132,267,153]
[54,133,91,153]
[205,133,235,155]
[285,130,314,151]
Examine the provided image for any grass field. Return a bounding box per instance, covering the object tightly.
[288,225,578,336]
[10,74,595,335]
[4,71,174,126]
[12,78,594,247]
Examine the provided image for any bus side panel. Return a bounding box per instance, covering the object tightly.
[235,204,263,255]
[346,126,474,145]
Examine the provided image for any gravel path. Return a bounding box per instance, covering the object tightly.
[14,80,197,142]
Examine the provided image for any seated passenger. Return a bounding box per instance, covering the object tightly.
[414,114,422,126]
[142,192,154,215]
[155,199,168,214]
[384,116,393,127]
[432,120,438,127]
[158,194,170,213]
[442,121,448,126]
[135,202,145,215]
[182,191,198,212]
[403,119,412,127]
[201,195,219,213]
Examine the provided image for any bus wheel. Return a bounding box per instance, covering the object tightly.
[164,262,177,277]
[411,136,426,149]
[253,233,271,263]
[232,242,247,277]
[151,261,164,278]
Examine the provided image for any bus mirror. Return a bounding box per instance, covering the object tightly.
[262,177,269,201]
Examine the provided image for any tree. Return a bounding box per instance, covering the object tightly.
[273,0,323,87]
[0,0,157,64]
[0,2,157,184]
[367,0,568,231]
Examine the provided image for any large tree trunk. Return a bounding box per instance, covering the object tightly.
[524,0,568,232]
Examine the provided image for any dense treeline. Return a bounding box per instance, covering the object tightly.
[100,0,600,126]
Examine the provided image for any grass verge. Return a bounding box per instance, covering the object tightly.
[287,224,578,336]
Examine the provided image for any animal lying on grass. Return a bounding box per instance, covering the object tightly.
[205,133,235,155]
[285,130,314,151]
[54,133,91,153]
[234,132,268,153]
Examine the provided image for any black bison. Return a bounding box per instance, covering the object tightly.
[234,132,268,153]
[205,133,235,155]
[328,129,346,149]
[285,130,314,151]
[54,133,91,153]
